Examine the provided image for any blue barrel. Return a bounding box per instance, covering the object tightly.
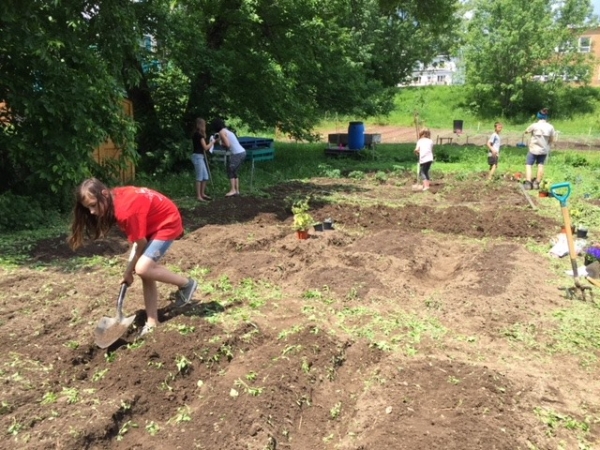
[348,121,365,150]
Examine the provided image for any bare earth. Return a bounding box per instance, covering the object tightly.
[321,125,600,149]
[1,173,599,450]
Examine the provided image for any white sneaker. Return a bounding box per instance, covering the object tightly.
[139,323,155,338]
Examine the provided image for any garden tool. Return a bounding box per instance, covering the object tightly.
[205,150,213,186]
[550,182,592,301]
[584,261,600,289]
[94,244,138,348]
[411,162,422,191]
[516,133,527,148]
[518,183,537,210]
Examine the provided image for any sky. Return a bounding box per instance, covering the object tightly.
[594,0,600,16]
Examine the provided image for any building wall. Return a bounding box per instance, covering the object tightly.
[580,27,600,86]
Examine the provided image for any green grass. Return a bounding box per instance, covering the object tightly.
[317,85,600,138]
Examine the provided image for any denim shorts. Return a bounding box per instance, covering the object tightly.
[143,239,173,262]
[526,153,547,166]
[228,151,246,179]
[192,153,209,181]
[488,155,498,166]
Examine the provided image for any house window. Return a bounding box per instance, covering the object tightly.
[437,75,445,83]
[579,37,591,53]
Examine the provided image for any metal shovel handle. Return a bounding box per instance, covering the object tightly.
[116,243,137,321]
[115,283,128,321]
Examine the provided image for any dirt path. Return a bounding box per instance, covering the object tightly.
[320,125,600,149]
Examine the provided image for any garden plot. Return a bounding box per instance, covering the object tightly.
[0,174,598,450]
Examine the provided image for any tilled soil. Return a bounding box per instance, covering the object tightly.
[1,173,598,450]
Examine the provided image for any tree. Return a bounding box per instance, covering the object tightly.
[463,0,597,118]
[0,0,140,201]
[0,0,458,202]
[128,0,459,171]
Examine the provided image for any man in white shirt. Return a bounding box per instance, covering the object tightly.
[523,109,556,190]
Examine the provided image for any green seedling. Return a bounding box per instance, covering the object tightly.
[146,421,160,436]
[169,405,192,425]
[92,368,109,382]
[126,340,144,350]
[120,400,132,411]
[64,341,79,350]
[104,352,117,363]
[61,387,80,404]
[278,326,304,340]
[40,392,57,405]
[175,355,192,374]
[0,401,12,414]
[448,376,461,385]
[8,418,22,436]
[160,373,175,392]
[330,402,342,419]
[171,323,196,336]
[281,345,302,357]
[245,371,258,382]
[301,358,311,374]
[234,378,264,396]
[116,420,138,441]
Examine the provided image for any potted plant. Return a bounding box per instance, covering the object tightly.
[584,245,600,266]
[538,179,551,197]
[291,198,314,240]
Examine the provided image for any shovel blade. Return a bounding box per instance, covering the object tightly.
[94,314,136,349]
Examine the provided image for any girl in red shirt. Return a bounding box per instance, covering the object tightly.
[69,178,197,337]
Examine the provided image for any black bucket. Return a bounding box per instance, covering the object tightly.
[453,120,463,134]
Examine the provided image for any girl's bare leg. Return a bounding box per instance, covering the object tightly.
[135,257,193,330]
[141,278,160,326]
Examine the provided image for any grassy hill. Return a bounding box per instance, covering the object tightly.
[319,85,600,139]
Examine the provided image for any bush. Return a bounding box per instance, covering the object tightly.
[0,192,60,232]
[564,154,590,168]
[348,170,365,180]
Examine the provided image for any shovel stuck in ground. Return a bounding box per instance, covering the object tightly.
[94,244,138,348]
[94,283,136,348]
[551,182,592,301]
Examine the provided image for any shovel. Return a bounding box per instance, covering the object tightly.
[411,162,422,191]
[94,244,138,348]
[550,182,591,300]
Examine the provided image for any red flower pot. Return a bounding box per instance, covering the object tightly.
[296,230,309,240]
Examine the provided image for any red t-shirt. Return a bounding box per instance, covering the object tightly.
[112,187,183,242]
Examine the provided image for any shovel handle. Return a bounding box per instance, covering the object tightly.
[550,182,571,207]
[116,283,128,321]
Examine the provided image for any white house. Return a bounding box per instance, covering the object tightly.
[400,56,460,87]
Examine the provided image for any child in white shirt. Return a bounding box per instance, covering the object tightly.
[414,129,434,191]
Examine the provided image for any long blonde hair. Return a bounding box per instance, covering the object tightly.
[195,118,207,140]
[68,178,116,250]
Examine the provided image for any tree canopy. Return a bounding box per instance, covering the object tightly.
[462,0,598,118]
[0,0,458,205]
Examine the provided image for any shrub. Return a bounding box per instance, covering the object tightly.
[0,192,59,232]
[348,171,365,180]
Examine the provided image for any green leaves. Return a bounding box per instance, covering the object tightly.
[463,0,597,118]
